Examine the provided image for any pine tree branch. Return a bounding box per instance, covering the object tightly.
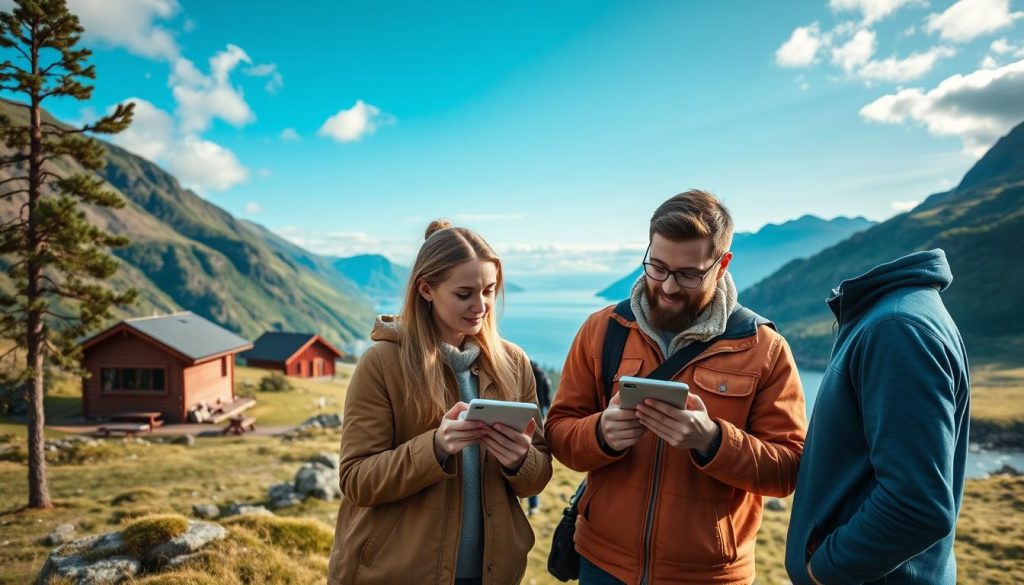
[0,176,29,188]
[0,153,31,164]
[0,188,29,199]
[0,344,19,362]
[43,309,79,323]
[6,42,29,62]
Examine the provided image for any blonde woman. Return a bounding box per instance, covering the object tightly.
[327,220,552,585]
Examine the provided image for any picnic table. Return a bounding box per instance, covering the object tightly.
[96,422,151,437]
[222,415,257,436]
[111,411,164,431]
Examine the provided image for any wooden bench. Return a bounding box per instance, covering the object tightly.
[111,411,164,431]
[96,422,151,437]
[222,416,257,436]
[206,397,257,424]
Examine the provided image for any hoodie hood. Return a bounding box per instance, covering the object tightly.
[826,249,953,324]
[370,314,402,343]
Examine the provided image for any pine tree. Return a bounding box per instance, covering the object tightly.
[0,0,136,509]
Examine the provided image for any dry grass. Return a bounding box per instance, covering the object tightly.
[971,365,1024,425]
[1,361,1022,583]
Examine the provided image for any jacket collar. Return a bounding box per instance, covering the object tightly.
[826,249,952,324]
[611,301,763,358]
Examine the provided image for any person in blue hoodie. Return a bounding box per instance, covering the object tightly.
[785,249,970,585]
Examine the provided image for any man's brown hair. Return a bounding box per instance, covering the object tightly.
[649,189,734,259]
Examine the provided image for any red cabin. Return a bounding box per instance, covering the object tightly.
[79,312,253,423]
[239,332,344,378]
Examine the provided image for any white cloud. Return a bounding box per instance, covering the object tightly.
[857,46,956,82]
[991,38,1016,54]
[244,202,263,215]
[109,97,175,160]
[832,29,877,72]
[318,100,395,142]
[860,59,1024,155]
[829,0,926,24]
[108,97,249,193]
[171,45,256,134]
[66,0,181,61]
[453,213,527,222]
[279,128,301,142]
[776,22,825,67]
[981,38,1024,68]
[495,242,649,274]
[256,168,271,179]
[891,200,920,212]
[244,63,283,94]
[164,135,248,192]
[925,0,1024,43]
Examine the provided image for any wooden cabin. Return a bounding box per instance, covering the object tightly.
[79,312,253,423]
[238,332,343,378]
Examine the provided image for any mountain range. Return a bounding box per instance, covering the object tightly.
[597,215,876,300]
[743,120,1024,368]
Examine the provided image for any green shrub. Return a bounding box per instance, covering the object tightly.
[259,373,294,392]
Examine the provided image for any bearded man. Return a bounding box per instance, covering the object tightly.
[546,190,807,585]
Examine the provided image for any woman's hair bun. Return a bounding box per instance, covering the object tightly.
[425,219,453,239]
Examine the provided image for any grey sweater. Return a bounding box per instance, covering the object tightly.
[439,341,483,580]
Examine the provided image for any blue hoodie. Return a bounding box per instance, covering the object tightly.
[785,249,970,585]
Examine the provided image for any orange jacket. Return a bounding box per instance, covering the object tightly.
[545,304,807,585]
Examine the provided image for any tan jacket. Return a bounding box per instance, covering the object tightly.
[545,304,807,585]
[327,317,553,585]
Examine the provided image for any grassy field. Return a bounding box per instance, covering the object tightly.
[970,364,1024,425]
[233,365,354,426]
[0,363,1022,583]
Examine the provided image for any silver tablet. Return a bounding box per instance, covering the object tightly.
[618,375,689,410]
[458,398,538,432]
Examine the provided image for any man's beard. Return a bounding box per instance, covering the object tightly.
[646,281,716,333]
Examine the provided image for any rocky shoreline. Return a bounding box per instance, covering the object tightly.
[970,419,1024,451]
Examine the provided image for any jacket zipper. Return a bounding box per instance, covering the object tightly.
[639,438,665,585]
[637,331,665,585]
[632,327,740,584]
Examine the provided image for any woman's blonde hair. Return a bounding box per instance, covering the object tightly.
[398,220,518,422]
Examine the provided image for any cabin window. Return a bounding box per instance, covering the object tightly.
[221,356,227,377]
[101,368,166,392]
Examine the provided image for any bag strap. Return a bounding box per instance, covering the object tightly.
[599,299,633,409]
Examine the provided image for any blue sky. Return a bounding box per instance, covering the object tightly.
[5,0,1024,275]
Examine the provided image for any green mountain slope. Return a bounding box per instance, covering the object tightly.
[0,99,376,347]
[742,120,1024,368]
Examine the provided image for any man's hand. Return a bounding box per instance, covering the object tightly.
[599,392,647,452]
[636,393,719,452]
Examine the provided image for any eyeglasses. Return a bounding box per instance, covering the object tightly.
[641,244,725,289]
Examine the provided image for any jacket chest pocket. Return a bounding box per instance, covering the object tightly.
[691,365,758,423]
[609,358,644,404]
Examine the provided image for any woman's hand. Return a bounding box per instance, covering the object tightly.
[433,402,486,464]
[480,418,536,472]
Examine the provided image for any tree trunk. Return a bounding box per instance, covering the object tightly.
[26,26,51,510]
